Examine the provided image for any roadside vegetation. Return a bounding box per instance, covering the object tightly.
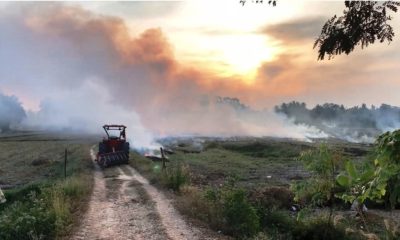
[0,132,96,240]
[131,135,399,239]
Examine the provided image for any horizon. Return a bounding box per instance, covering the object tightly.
[1,1,400,145]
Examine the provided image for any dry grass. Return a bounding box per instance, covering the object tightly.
[0,131,96,240]
[0,132,96,186]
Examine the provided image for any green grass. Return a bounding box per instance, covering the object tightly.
[163,139,314,188]
[152,137,376,239]
[0,131,96,239]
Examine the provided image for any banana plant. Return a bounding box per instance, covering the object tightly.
[374,130,400,209]
[335,160,376,211]
[336,129,400,211]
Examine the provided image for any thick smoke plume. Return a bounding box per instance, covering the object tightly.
[0,3,329,147]
[0,92,26,132]
[275,101,400,142]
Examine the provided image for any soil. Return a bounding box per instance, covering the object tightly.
[72,148,220,240]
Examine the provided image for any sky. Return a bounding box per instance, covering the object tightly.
[0,1,400,142]
[76,0,400,109]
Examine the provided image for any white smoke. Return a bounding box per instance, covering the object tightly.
[0,92,26,132]
[0,3,331,148]
[22,80,159,149]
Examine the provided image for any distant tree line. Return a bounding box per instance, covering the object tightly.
[275,101,400,139]
[0,93,26,132]
[216,97,250,112]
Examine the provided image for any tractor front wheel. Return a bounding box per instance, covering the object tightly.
[99,142,106,154]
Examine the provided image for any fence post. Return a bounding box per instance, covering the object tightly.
[64,148,67,179]
[160,147,166,170]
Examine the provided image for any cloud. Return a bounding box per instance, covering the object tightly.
[82,1,182,19]
[260,16,326,43]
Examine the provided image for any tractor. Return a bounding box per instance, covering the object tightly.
[96,124,130,168]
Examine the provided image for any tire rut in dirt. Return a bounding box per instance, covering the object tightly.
[118,165,219,240]
[72,150,169,240]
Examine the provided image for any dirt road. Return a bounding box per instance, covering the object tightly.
[72,149,219,240]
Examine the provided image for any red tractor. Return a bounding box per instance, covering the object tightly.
[96,124,130,168]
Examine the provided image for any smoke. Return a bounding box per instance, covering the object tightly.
[275,101,400,142]
[21,80,158,149]
[0,92,26,132]
[0,3,328,148]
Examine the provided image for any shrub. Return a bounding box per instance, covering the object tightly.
[176,186,225,230]
[261,210,295,233]
[161,162,190,192]
[374,130,400,209]
[249,187,294,210]
[223,189,260,237]
[0,192,56,240]
[59,176,91,199]
[0,175,90,239]
[291,144,344,207]
[46,187,71,233]
[202,180,260,238]
[292,218,354,240]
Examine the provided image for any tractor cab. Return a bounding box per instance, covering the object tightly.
[103,125,126,140]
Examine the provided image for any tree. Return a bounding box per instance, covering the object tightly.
[0,93,26,132]
[314,1,400,60]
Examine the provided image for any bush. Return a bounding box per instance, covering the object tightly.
[0,175,90,240]
[0,192,56,240]
[291,144,344,207]
[223,189,260,237]
[161,162,190,192]
[292,219,354,240]
[176,186,225,230]
[261,210,295,233]
[249,187,294,210]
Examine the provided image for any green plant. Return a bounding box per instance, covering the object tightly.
[261,209,295,233]
[162,162,190,192]
[336,130,400,211]
[291,144,343,207]
[0,191,57,240]
[336,160,375,211]
[374,130,400,209]
[223,189,260,237]
[195,178,260,238]
[249,187,294,210]
[292,218,354,240]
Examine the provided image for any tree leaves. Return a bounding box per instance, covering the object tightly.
[315,1,400,60]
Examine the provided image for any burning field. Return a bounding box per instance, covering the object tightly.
[1,1,400,240]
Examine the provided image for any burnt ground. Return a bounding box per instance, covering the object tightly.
[159,137,373,188]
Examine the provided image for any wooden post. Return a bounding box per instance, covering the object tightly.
[160,147,166,170]
[64,149,67,179]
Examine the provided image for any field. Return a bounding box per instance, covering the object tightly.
[0,131,97,239]
[132,136,400,239]
[1,131,399,240]
[157,137,371,187]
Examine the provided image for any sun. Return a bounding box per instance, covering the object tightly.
[215,34,277,78]
[174,33,278,83]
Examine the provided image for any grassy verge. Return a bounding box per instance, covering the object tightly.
[0,132,95,240]
[130,137,377,239]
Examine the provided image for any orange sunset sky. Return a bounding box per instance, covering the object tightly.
[1,0,400,113]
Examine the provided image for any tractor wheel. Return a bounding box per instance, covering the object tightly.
[123,142,130,154]
[99,142,106,154]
